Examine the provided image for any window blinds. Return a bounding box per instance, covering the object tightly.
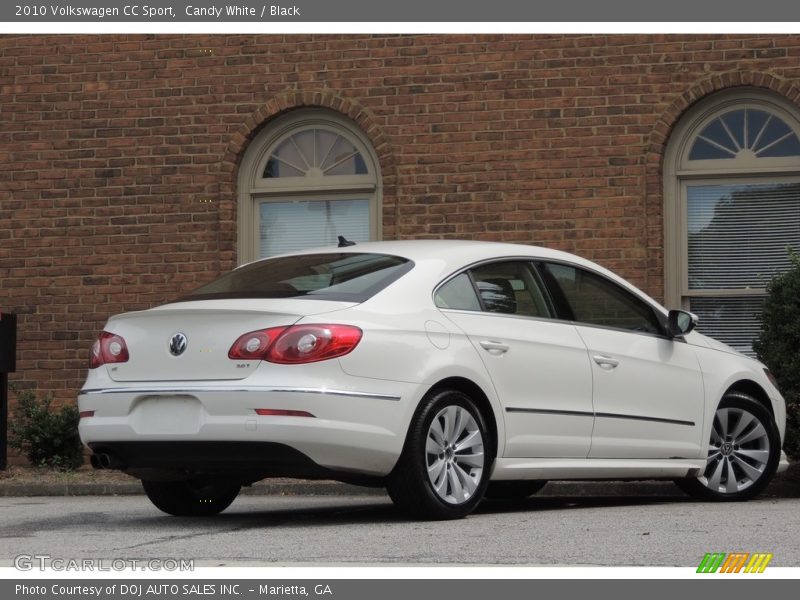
[687,182,800,290]
[687,181,800,355]
[259,199,371,258]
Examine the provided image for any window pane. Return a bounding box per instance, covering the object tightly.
[262,128,369,178]
[266,138,308,176]
[470,262,552,318]
[689,138,734,160]
[542,263,661,334]
[322,136,367,175]
[689,108,800,161]
[757,133,800,158]
[263,158,303,178]
[687,182,800,290]
[434,273,481,311]
[746,109,771,148]
[721,110,746,149]
[259,199,370,258]
[689,295,765,357]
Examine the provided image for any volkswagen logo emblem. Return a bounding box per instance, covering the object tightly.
[169,332,188,357]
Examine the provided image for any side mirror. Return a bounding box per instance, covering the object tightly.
[668,309,698,338]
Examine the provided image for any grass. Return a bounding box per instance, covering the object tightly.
[0,463,135,485]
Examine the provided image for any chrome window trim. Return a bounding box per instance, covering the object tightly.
[432,255,672,340]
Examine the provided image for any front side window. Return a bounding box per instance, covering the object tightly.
[540,263,662,334]
[238,111,381,263]
[180,253,411,303]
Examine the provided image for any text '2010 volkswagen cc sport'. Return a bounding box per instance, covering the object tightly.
[79,240,789,519]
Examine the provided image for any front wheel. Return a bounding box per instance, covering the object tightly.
[675,392,780,501]
[387,389,493,519]
[142,477,241,516]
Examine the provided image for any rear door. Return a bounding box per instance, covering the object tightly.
[436,261,594,458]
[537,262,706,459]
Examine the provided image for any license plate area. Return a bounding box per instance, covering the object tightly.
[130,395,203,435]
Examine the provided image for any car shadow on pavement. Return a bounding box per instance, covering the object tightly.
[476,494,691,516]
[124,494,695,529]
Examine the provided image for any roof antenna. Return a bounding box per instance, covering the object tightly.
[337,235,357,247]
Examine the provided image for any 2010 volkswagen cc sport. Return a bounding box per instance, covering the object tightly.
[79,240,789,519]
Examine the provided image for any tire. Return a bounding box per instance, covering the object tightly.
[387,389,494,519]
[142,477,241,516]
[675,392,780,502]
[484,480,547,500]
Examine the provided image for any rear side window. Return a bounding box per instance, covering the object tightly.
[434,273,481,311]
[179,253,413,303]
[470,261,553,318]
[539,262,662,334]
[435,261,555,318]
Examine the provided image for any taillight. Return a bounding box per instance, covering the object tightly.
[90,331,129,368]
[267,324,362,364]
[228,327,288,360]
[227,324,362,365]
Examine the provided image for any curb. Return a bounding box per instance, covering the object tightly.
[1,474,798,498]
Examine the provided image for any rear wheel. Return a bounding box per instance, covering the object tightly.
[675,392,780,501]
[387,389,493,519]
[484,480,547,500]
[142,477,241,516]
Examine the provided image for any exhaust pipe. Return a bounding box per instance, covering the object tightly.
[92,452,126,470]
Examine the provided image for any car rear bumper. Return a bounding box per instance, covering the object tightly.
[78,383,417,477]
[86,440,370,483]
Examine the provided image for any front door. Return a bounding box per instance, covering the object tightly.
[537,262,706,460]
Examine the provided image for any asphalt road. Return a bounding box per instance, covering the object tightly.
[2,493,799,567]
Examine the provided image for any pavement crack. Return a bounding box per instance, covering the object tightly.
[111,524,252,551]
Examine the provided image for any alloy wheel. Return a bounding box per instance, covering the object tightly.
[700,406,771,494]
[425,405,485,505]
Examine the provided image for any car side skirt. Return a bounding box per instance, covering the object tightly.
[491,457,706,480]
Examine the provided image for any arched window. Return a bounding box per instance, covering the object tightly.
[664,89,800,355]
[237,110,381,263]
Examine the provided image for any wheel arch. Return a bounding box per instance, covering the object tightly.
[724,379,774,416]
[425,376,500,460]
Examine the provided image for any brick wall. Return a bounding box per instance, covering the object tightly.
[1,34,800,407]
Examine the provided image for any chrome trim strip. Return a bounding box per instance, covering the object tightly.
[595,411,695,427]
[79,386,401,401]
[506,407,694,427]
[506,407,594,418]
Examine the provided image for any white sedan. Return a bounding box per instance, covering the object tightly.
[78,240,789,519]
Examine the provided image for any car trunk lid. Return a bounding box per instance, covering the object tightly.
[103,299,356,382]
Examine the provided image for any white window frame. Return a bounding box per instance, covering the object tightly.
[237,110,382,264]
[664,89,800,310]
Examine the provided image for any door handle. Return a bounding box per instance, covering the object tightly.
[592,354,620,369]
[479,340,509,354]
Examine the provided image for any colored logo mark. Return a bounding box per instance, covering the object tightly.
[697,552,773,573]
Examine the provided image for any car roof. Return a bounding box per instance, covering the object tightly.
[276,239,597,272]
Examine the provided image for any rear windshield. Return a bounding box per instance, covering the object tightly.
[178,253,414,303]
